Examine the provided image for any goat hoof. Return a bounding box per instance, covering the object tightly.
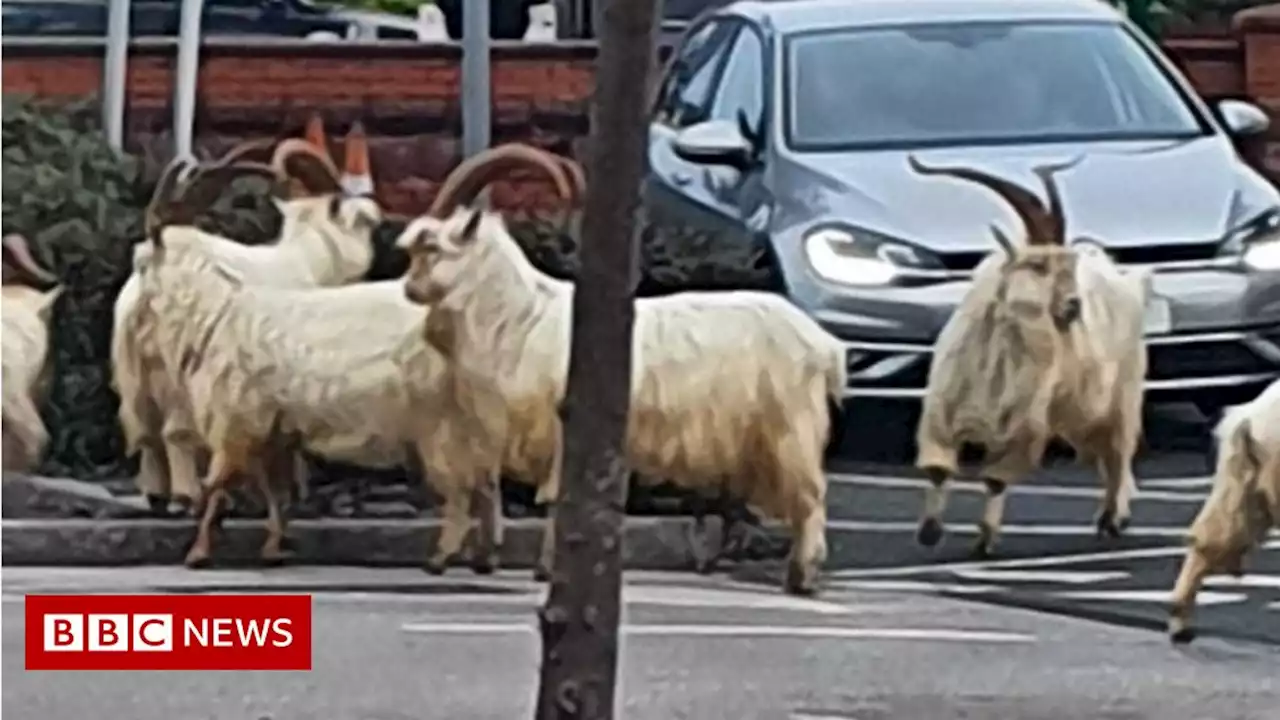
[259,548,292,567]
[183,548,212,569]
[145,494,171,516]
[1094,511,1123,539]
[783,563,818,597]
[969,542,993,561]
[422,558,448,576]
[1170,626,1196,645]
[916,518,944,548]
[693,557,719,575]
[533,565,551,582]
[470,556,497,576]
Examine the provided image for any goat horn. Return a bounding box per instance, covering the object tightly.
[272,138,344,196]
[1030,155,1085,246]
[175,160,282,218]
[428,144,574,218]
[1,234,58,288]
[145,155,197,243]
[304,114,334,165]
[557,156,587,208]
[988,224,1016,256]
[214,136,281,168]
[907,155,1055,248]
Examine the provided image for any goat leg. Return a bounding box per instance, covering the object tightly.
[972,479,1008,559]
[1168,546,1212,645]
[916,466,951,547]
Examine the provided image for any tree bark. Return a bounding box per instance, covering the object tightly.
[534,1,662,719]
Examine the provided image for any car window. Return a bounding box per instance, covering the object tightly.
[708,24,764,132]
[652,19,739,128]
[785,21,1207,151]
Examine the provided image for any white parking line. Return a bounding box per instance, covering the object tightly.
[1048,589,1246,606]
[1204,574,1280,590]
[1139,477,1214,490]
[829,539,1280,580]
[400,621,1036,643]
[825,519,1192,538]
[950,569,1130,584]
[828,473,1207,503]
[828,580,1007,595]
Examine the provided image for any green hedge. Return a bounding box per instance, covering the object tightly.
[3,96,776,490]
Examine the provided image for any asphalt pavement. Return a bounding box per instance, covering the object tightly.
[3,568,1279,720]
[728,404,1280,647]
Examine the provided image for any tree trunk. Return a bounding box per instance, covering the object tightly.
[533,1,662,719]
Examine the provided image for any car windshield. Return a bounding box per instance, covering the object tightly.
[785,21,1207,151]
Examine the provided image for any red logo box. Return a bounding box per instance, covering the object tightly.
[25,594,312,671]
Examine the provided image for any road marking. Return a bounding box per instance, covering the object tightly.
[1140,476,1214,490]
[1048,589,1246,605]
[825,519,1191,538]
[1204,574,1280,589]
[829,580,1007,595]
[830,539,1280,580]
[400,621,1035,643]
[623,586,854,615]
[950,569,1130,584]
[1269,601,1280,612]
[828,473,1206,503]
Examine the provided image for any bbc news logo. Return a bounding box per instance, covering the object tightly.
[25,594,311,671]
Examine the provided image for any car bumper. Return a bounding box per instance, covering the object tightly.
[804,266,1280,403]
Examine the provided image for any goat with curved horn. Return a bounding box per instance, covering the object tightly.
[1030,155,1086,246]
[1,234,58,289]
[271,138,344,196]
[427,143,575,218]
[145,156,198,243]
[907,155,1059,247]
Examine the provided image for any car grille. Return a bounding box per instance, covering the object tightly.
[1146,338,1277,380]
[935,241,1223,271]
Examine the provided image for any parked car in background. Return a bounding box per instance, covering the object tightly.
[642,0,1280,458]
[0,0,422,39]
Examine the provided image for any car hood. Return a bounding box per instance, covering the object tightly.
[778,137,1277,254]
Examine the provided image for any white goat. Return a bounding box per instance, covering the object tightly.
[1168,377,1280,644]
[131,228,516,569]
[2,234,62,472]
[395,144,846,595]
[113,138,382,514]
[909,156,1150,559]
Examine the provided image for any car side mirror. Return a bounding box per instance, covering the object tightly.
[1217,99,1270,138]
[671,119,755,171]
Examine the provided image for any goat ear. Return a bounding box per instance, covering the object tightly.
[458,208,483,245]
[36,286,63,322]
[396,217,442,251]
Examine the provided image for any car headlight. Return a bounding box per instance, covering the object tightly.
[802,226,940,286]
[1221,208,1280,271]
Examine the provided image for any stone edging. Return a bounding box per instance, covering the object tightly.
[0,516,725,570]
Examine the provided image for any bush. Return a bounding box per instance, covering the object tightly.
[2,96,776,519]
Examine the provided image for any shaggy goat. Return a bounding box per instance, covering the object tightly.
[1168,378,1280,644]
[131,232,507,569]
[133,145,576,571]
[910,155,1150,559]
[2,234,62,472]
[395,146,845,595]
[114,136,383,514]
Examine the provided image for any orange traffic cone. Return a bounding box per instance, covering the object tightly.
[340,121,374,197]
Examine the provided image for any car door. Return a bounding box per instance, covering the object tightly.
[646,16,770,275]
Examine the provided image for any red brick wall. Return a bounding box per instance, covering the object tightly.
[4,16,1280,215]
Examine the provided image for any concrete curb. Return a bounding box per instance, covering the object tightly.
[0,516,724,570]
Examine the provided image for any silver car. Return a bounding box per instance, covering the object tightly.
[644,0,1280,451]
